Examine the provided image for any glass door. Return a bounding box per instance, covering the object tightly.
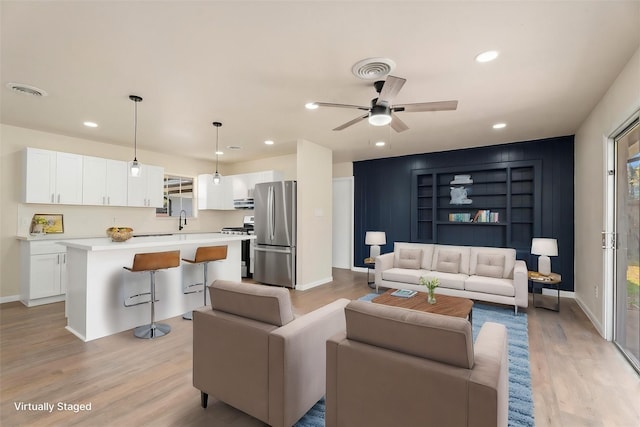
[614,119,640,372]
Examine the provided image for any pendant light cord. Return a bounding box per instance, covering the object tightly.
[215,125,219,173]
[133,100,138,161]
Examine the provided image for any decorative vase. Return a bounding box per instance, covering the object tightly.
[428,291,436,304]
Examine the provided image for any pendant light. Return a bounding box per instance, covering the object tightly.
[212,121,222,185]
[129,95,143,177]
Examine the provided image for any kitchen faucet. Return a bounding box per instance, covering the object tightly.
[179,210,187,231]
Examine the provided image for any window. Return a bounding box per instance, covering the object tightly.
[156,175,195,217]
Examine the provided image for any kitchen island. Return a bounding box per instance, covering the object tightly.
[61,233,254,341]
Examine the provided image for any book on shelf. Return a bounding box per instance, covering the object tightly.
[390,289,417,298]
[448,212,472,222]
[472,210,500,223]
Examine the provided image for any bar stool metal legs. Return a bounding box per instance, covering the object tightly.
[123,250,180,339]
[181,245,228,320]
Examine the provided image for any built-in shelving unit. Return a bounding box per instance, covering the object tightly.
[411,160,541,250]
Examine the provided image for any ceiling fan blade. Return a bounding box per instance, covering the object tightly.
[394,100,458,112]
[390,114,409,133]
[314,102,369,111]
[333,114,368,131]
[377,75,406,105]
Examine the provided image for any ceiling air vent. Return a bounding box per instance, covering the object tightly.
[351,58,396,80]
[6,83,48,97]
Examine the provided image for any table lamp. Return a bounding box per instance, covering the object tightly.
[531,238,558,276]
[365,231,386,259]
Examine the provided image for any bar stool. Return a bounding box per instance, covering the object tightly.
[123,250,180,339]
[181,245,228,320]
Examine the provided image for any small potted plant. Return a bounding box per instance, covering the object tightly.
[419,277,439,304]
[31,217,49,234]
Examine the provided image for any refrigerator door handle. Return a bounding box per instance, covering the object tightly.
[269,185,275,241]
[254,246,292,254]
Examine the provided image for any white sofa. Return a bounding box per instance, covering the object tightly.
[375,242,528,313]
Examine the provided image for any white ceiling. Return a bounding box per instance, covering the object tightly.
[1,1,639,165]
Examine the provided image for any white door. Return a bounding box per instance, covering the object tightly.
[332,177,353,269]
[82,156,107,205]
[105,159,128,206]
[146,165,165,208]
[30,253,62,298]
[55,152,83,204]
[24,148,56,203]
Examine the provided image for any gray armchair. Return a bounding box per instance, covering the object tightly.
[326,300,508,427]
[193,280,349,427]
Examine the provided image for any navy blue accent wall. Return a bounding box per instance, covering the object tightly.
[354,135,575,291]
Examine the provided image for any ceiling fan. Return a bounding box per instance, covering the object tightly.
[306,75,458,133]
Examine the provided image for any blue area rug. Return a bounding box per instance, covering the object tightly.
[295,294,534,427]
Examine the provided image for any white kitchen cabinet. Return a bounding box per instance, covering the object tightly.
[20,240,67,306]
[197,174,234,210]
[127,163,165,207]
[82,156,128,206]
[24,148,83,204]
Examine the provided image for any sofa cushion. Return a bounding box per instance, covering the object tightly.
[394,242,434,270]
[382,268,426,285]
[397,248,422,269]
[470,247,516,279]
[465,275,515,297]
[475,253,505,278]
[345,300,474,369]
[432,245,471,275]
[424,271,468,290]
[436,250,461,274]
[209,280,295,326]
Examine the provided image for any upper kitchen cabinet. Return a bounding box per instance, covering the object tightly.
[24,148,83,204]
[127,163,165,207]
[233,170,283,199]
[82,156,128,206]
[198,174,234,210]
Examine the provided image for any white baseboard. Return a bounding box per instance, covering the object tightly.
[575,295,606,339]
[0,294,20,304]
[351,266,367,273]
[296,276,333,291]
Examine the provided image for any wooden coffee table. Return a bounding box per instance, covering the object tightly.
[372,289,474,325]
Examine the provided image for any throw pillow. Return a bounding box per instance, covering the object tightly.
[397,248,422,269]
[436,250,461,274]
[476,253,505,278]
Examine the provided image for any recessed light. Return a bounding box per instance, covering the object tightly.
[492,123,507,129]
[264,140,274,145]
[305,102,318,110]
[215,151,224,155]
[83,121,98,128]
[375,141,386,147]
[475,50,499,63]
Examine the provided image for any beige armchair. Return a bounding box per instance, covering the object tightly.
[193,280,349,427]
[326,300,508,427]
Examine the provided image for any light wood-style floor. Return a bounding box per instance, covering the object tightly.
[1,268,639,426]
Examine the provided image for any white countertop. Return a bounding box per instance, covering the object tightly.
[58,233,255,251]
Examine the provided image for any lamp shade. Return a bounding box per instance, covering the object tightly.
[365,231,386,246]
[531,238,558,256]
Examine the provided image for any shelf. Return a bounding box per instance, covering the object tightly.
[436,221,506,226]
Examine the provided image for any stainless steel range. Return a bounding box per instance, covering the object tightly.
[221,216,254,277]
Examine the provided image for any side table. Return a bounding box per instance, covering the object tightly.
[364,257,375,290]
[528,271,562,311]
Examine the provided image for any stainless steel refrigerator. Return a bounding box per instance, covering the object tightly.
[253,180,296,288]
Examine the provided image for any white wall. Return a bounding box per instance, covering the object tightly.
[574,46,640,336]
[296,139,333,289]
[0,124,224,299]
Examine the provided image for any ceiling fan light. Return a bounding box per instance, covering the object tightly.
[369,104,392,126]
[369,113,392,126]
